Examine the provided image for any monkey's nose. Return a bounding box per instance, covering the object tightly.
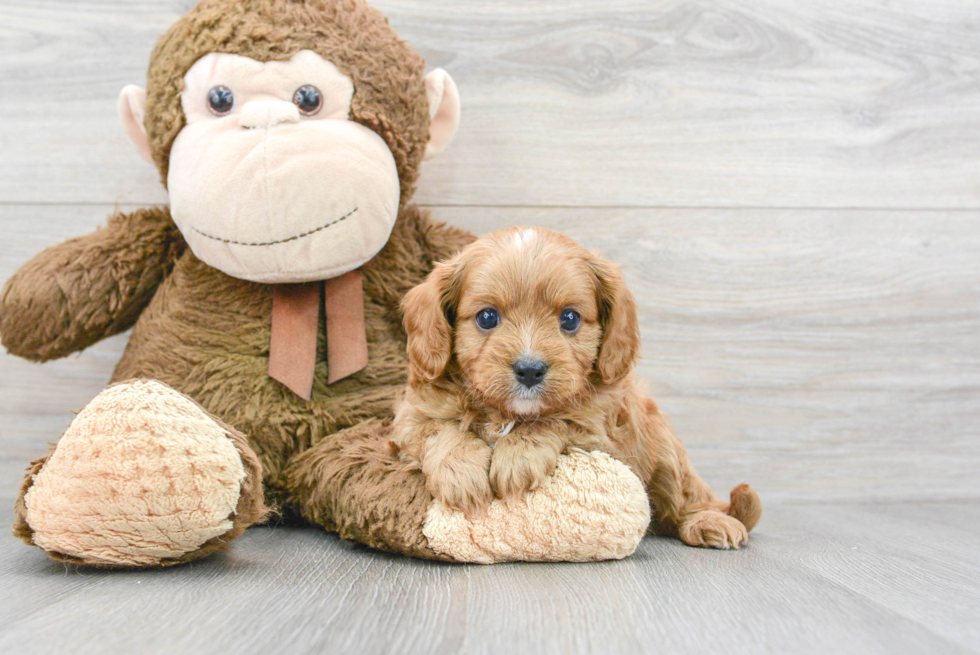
[238,100,301,129]
[513,358,548,388]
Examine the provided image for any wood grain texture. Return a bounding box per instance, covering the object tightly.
[1,2,978,651]
[2,205,978,505]
[1,0,980,207]
[0,502,977,654]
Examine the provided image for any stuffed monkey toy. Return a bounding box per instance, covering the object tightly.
[1,0,651,567]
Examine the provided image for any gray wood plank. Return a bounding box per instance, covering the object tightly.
[786,502,980,650]
[1,502,977,655]
[2,204,978,504]
[1,0,980,208]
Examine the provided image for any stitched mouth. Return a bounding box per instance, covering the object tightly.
[190,207,358,247]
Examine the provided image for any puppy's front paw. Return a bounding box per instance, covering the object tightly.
[679,511,749,549]
[490,437,561,499]
[425,442,493,518]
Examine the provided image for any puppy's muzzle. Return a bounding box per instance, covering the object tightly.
[513,358,548,388]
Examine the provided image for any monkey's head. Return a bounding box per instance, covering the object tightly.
[118,0,460,283]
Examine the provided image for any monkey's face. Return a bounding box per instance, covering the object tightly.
[161,50,398,283]
[117,1,462,285]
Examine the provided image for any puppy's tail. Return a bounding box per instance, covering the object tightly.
[726,483,762,532]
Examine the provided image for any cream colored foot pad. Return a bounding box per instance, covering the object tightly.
[423,451,651,564]
[24,380,246,566]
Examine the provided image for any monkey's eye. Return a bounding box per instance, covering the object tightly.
[559,308,581,334]
[207,85,235,116]
[293,85,323,116]
[475,308,500,331]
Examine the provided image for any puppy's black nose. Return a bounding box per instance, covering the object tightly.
[513,358,548,388]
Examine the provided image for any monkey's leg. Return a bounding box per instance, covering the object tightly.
[632,402,762,550]
[13,380,267,567]
[284,421,651,563]
[283,419,449,560]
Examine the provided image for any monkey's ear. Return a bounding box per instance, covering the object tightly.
[423,69,460,160]
[118,85,153,164]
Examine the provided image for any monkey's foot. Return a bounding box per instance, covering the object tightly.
[14,380,267,567]
[422,450,651,563]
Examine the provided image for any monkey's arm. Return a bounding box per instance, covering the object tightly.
[0,206,184,362]
[285,417,651,564]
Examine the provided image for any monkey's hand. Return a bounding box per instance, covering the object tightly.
[0,206,183,361]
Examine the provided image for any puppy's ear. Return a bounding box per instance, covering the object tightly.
[402,261,460,384]
[590,256,641,384]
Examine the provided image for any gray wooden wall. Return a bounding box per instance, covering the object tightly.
[1,0,978,505]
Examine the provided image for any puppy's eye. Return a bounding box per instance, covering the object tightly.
[559,308,581,334]
[475,308,500,331]
[207,85,235,116]
[293,85,323,116]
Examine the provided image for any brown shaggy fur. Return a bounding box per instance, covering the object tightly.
[393,227,762,548]
[1,0,476,563]
[0,207,185,362]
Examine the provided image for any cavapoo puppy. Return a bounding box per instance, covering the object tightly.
[392,226,761,548]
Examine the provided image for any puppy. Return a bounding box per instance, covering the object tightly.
[392,226,761,549]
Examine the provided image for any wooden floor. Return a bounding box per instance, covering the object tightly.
[1,1,979,653]
[2,501,978,654]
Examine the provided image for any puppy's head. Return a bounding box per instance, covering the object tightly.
[402,226,641,416]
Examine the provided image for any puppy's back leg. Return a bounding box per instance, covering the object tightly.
[625,395,761,549]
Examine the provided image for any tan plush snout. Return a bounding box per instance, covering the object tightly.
[238,100,301,129]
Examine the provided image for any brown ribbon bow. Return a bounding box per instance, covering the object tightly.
[268,269,369,400]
